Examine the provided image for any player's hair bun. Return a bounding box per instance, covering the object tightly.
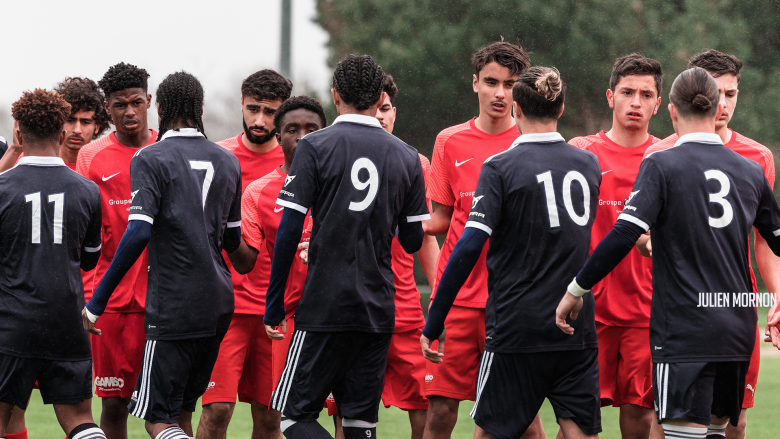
[513,66,566,120]
[669,67,719,118]
[691,93,713,111]
[535,69,562,101]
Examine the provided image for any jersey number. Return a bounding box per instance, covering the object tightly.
[25,192,64,244]
[348,158,379,212]
[190,161,214,209]
[705,170,733,228]
[536,171,590,227]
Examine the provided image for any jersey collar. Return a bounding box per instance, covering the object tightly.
[160,127,205,140]
[674,132,723,147]
[333,114,382,128]
[18,156,66,167]
[509,132,565,149]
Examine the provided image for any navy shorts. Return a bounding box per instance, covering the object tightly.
[0,352,92,408]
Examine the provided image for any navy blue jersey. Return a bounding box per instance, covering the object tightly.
[276,115,430,333]
[624,133,780,362]
[0,136,7,156]
[129,129,242,340]
[0,156,101,360]
[466,133,601,353]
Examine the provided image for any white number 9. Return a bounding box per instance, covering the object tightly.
[349,158,379,212]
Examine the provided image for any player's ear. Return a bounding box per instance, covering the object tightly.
[653,97,661,115]
[157,103,162,120]
[276,132,282,144]
[473,74,479,93]
[146,94,152,109]
[58,129,66,147]
[715,101,725,122]
[558,103,565,119]
[331,88,340,107]
[668,103,677,123]
[606,89,614,109]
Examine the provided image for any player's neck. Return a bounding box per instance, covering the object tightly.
[23,144,59,157]
[59,146,79,164]
[516,118,558,135]
[281,162,291,174]
[242,133,279,153]
[475,113,514,135]
[675,119,717,139]
[116,126,151,148]
[605,123,650,148]
[715,125,733,144]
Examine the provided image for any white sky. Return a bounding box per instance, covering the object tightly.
[0,0,331,140]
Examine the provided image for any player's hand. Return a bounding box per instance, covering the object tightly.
[265,320,287,340]
[556,293,583,335]
[421,327,445,363]
[636,232,652,258]
[81,308,101,336]
[765,309,780,349]
[297,242,309,266]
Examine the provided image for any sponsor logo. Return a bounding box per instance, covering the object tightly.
[623,205,637,211]
[654,346,663,350]
[207,382,216,390]
[131,391,138,401]
[697,292,777,308]
[455,158,473,167]
[326,392,335,402]
[625,190,640,204]
[280,190,295,198]
[599,199,622,206]
[469,212,485,218]
[602,170,612,175]
[285,175,296,187]
[471,195,484,209]
[425,374,433,384]
[274,206,284,213]
[130,206,142,210]
[95,376,124,389]
[747,384,755,396]
[366,430,372,438]
[131,190,139,202]
[459,191,475,199]
[108,199,132,206]
[102,172,120,181]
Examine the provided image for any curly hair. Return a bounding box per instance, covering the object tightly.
[55,77,111,137]
[332,54,385,111]
[241,69,293,103]
[273,96,327,130]
[688,49,743,82]
[609,53,664,95]
[155,71,206,141]
[98,62,150,99]
[512,66,565,120]
[472,41,531,78]
[383,74,399,104]
[11,89,72,142]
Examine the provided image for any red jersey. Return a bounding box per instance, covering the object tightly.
[242,167,312,319]
[428,118,520,308]
[217,134,285,314]
[76,130,157,312]
[643,130,776,294]
[65,161,77,170]
[570,131,659,327]
[391,154,432,332]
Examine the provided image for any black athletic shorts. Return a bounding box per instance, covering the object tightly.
[653,361,748,426]
[128,332,225,424]
[471,348,601,439]
[271,331,392,423]
[0,352,92,408]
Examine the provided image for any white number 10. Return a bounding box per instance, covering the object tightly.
[536,170,590,227]
[25,192,64,244]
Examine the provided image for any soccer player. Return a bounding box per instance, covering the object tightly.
[423,41,545,439]
[84,71,252,439]
[423,67,602,439]
[0,135,6,156]
[198,69,291,439]
[641,50,780,439]
[74,62,157,439]
[558,67,780,439]
[263,54,429,439]
[566,53,663,439]
[0,89,105,439]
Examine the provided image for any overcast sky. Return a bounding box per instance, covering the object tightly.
[0,0,331,140]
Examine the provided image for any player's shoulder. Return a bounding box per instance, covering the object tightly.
[249,169,282,196]
[78,133,116,164]
[731,131,774,160]
[433,120,472,149]
[642,134,678,160]
[567,133,602,150]
[216,134,241,152]
[418,153,431,170]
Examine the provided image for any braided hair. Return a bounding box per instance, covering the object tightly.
[98,62,150,99]
[331,54,384,111]
[155,71,206,141]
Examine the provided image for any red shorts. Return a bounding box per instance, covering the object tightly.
[596,323,653,409]
[382,327,428,411]
[202,313,273,406]
[424,305,485,401]
[92,312,145,399]
[743,324,761,409]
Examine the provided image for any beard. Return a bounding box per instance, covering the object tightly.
[243,119,276,145]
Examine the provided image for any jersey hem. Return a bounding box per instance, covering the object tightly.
[394,321,425,333]
[293,325,396,333]
[650,355,753,363]
[144,329,227,340]
[594,318,650,328]
[484,342,599,354]
[0,347,92,362]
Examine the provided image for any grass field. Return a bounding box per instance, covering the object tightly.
[22,308,780,438]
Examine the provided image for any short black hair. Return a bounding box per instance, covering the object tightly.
[98,62,150,99]
[688,49,743,82]
[472,41,531,77]
[155,71,206,141]
[273,96,327,130]
[55,77,111,137]
[12,89,72,143]
[512,66,565,121]
[383,74,399,104]
[609,53,664,95]
[241,69,293,102]
[332,54,385,111]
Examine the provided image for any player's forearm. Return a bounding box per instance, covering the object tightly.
[228,237,258,275]
[417,234,440,289]
[424,203,453,236]
[264,209,306,326]
[574,219,644,291]
[422,227,488,340]
[0,143,22,173]
[755,232,780,295]
[86,220,151,317]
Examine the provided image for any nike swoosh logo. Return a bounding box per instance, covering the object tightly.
[602,170,612,175]
[455,158,473,167]
[274,206,284,213]
[102,172,120,181]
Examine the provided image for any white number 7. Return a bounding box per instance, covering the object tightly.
[190,161,214,209]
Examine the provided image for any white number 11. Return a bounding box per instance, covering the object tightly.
[25,192,64,244]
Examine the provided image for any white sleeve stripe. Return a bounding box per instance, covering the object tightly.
[617,213,649,232]
[226,221,241,228]
[128,214,154,224]
[465,221,493,236]
[773,228,780,237]
[84,244,102,253]
[275,199,308,215]
[406,214,431,222]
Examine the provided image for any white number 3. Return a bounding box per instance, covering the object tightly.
[705,170,733,228]
[349,158,379,211]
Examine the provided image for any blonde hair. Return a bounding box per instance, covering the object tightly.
[533,67,562,101]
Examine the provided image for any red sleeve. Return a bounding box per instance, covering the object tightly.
[568,136,593,150]
[428,132,455,206]
[241,179,268,252]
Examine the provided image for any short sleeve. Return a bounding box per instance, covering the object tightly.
[226,164,242,228]
[83,186,103,252]
[241,184,265,252]
[617,158,665,232]
[419,154,433,209]
[276,139,317,214]
[753,177,780,241]
[464,162,502,236]
[428,135,455,206]
[400,157,431,223]
[128,153,161,224]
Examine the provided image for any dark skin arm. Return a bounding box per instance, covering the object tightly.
[228,239,259,274]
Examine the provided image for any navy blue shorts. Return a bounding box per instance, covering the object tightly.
[0,352,92,408]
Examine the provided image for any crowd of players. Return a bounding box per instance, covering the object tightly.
[0,41,779,439]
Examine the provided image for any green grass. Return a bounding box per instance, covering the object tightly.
[21,306,780,438]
